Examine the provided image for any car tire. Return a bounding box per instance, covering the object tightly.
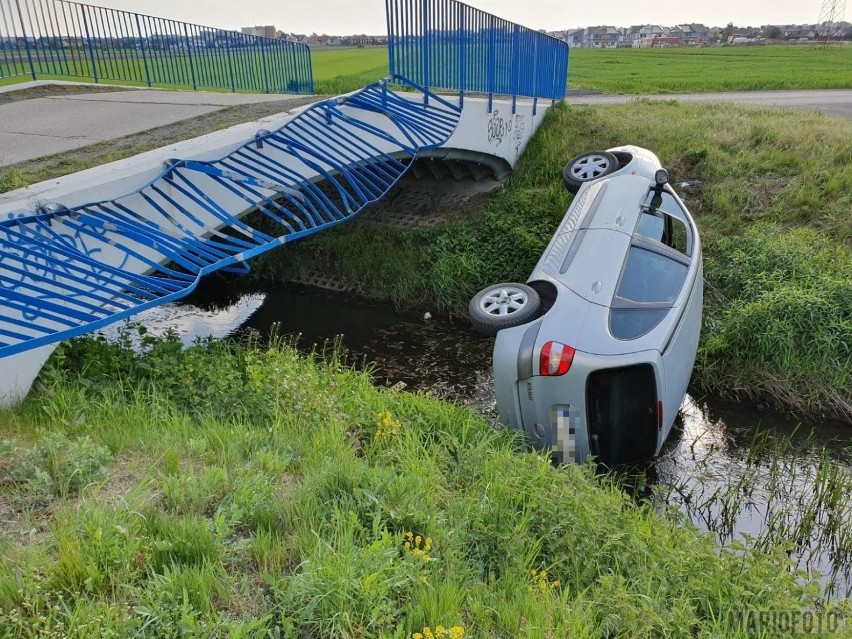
[469,283,541,336]
[562,150,619,195]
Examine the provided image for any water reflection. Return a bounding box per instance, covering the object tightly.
[655,396,852,598]
[109,282,852,598]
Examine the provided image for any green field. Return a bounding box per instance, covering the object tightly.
[310,44,852,95]
[0,46,387,94]
[567,44,852,94]
[4,44,852,95]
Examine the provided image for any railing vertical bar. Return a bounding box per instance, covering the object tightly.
[104,6,121,81]
[79,4,97,82]
[23,0,40,76]
[58,0,79,78]
[118,9,135,82]
[182,22,196,90]
[27,0,43,75]
[135,13,150,86]
[37,0,59,75]
[89,6,108,81]
[163,19,178,85]
[12,0,37,80]
[385,0,394,76]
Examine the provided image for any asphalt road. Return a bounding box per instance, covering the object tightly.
[0,84,849,167]
[564,89,852,119]
[0,87,302,166]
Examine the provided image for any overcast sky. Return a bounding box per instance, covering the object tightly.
[95,0,832,34]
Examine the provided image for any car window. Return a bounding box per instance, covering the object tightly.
[610,308,669,340]
[636,190,690,256]
[615,246,688,304]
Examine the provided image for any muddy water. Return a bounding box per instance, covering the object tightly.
[106,282,852,598]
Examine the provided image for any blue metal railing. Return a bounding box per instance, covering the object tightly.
[385,0,568,102]
[0,75,460,358]
[0,0,313,93]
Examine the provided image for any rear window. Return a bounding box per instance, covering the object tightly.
[586,364,658,465]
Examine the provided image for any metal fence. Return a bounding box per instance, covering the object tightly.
[0,0,313,93]
[385,0,568,103]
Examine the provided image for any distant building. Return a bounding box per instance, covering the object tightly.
[672,24,710,44]
[549,28,585,47]
[628,24,664,47]
[241,25,276,38]
[586,25,620,48]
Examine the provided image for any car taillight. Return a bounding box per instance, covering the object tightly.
[658,400,663,430]
[539,341,575,376]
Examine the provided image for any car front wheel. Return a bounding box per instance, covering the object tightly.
[562,150,619,194]
[469,283,541,336]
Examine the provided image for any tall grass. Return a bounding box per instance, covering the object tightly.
[0,334,840,636]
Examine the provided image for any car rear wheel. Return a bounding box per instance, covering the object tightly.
[562,150,619,194]
[469,283,541,336]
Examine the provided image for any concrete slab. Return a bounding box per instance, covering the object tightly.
[0,88,310,166]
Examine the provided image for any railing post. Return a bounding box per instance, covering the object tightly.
[183,22,197,90]
[532,36,538,114]
[457,2,465,106]
[511,24,519,114]
[225,32,235,92]
[135,13,151,87]
[13,0,37,81]
[421,0,430,103]
[385,0,395,78]
[260,38,270,94]
[487,16,495,113]
[80,7,98,83]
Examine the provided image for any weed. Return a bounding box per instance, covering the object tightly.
[7,433,112,504]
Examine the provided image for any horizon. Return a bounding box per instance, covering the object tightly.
[92,0,841,37]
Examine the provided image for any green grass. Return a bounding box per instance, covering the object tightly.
[1,47,313,93]
[567,45,852,93]
[0,333,845,637]
[9,44,852,96]
[311,46,389,95]
[252,100,852,419]
[1,46,389,95]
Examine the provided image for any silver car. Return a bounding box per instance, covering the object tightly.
[469,146,703,465]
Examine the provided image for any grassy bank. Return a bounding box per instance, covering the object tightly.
[0,334,843,637]
[568,45,852,94]
[253,101,852,420]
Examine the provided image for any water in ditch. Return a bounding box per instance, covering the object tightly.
[104,281,852,599]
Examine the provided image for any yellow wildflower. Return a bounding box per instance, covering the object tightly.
[374,411,402,442]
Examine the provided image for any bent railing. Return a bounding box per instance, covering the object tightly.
[0,0,313,93]
[386,0,568,104]
[0,76,460,358]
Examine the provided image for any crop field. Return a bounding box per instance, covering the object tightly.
[310,46,389,94]
[0,45,388,94]
[567,44,852,93]
[4,44,852,95]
